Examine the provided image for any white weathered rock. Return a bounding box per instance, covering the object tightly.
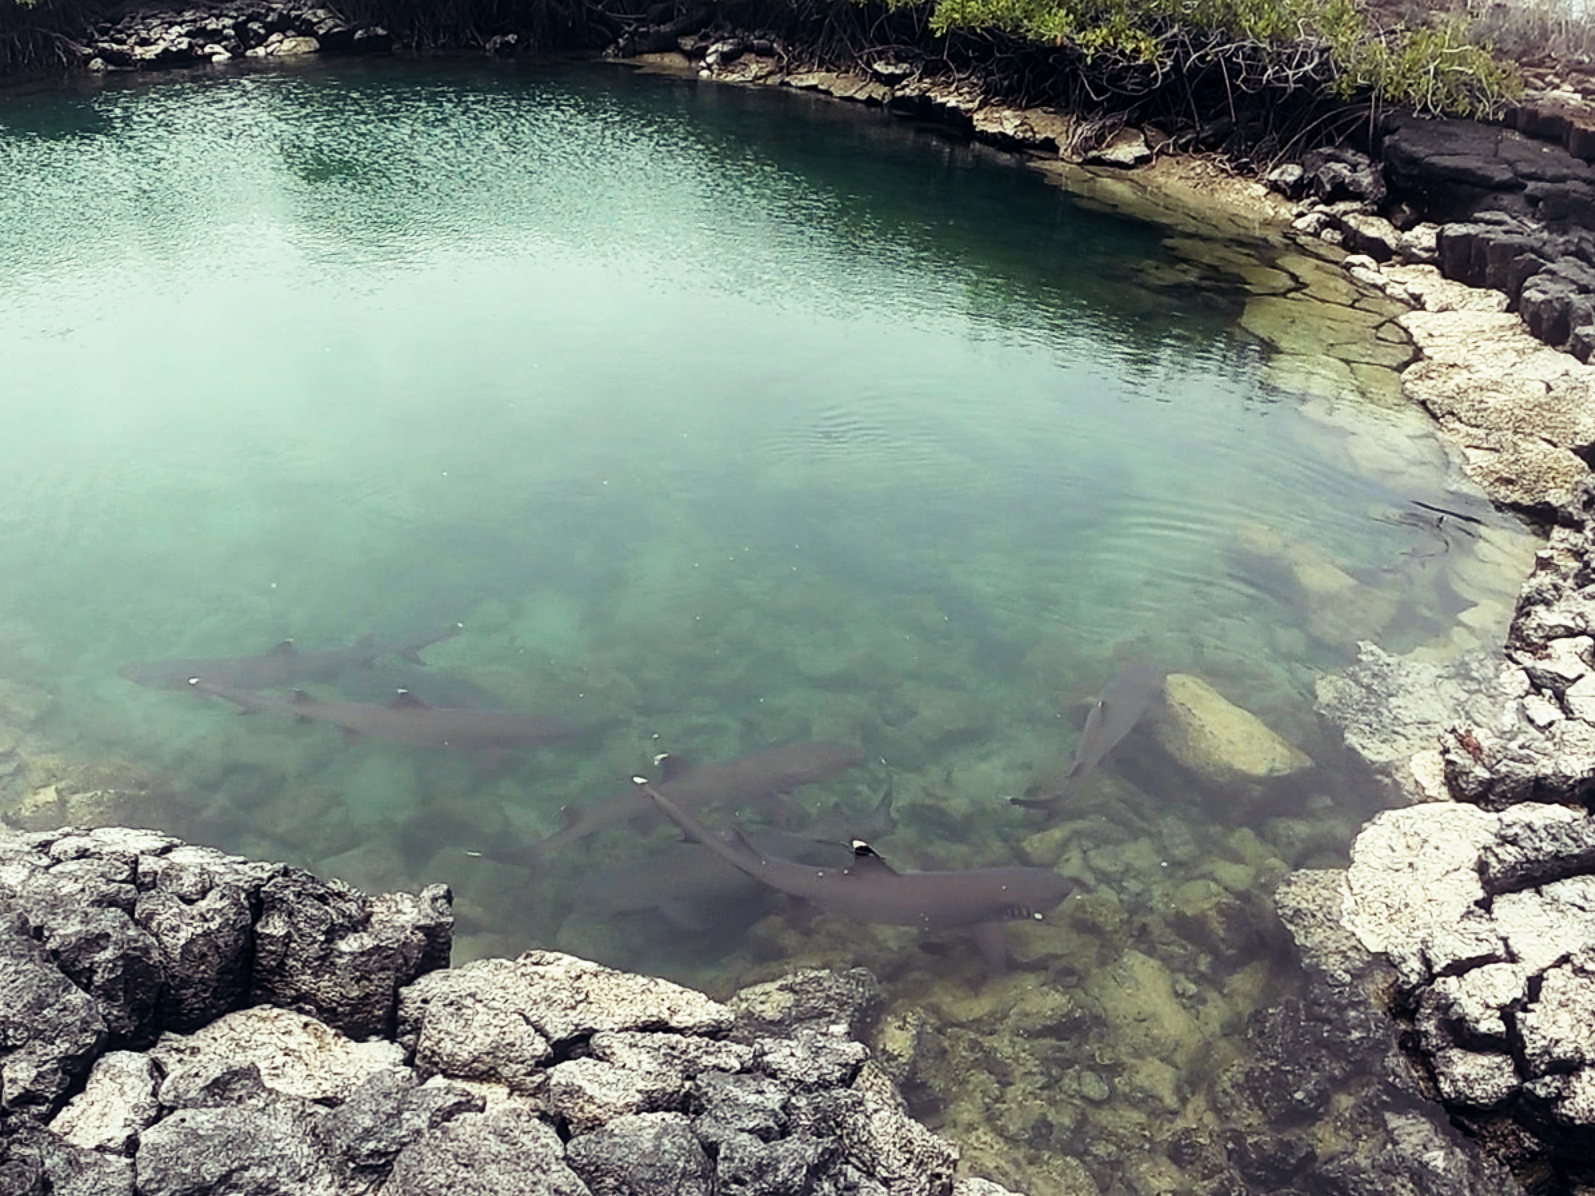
[270,34,319,55]
[1082,126,1151,167]
[1518,952,1595,1077]
[398,950,734,1094]
[1424,962,1528,1041]
[1341,804,1500,986]
[546,1056,688,1132]
[1492,876,1595,975]
[150,1005,405,1107]
[589,1030,752,1077]
[49,1050,160,1153]
[1431,1047,1521,1107]
[1384,264,1509,313]
[1564,672,1595,721]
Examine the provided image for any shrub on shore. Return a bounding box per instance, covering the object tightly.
[901,0,1521,114]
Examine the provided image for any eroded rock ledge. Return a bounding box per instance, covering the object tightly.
[1309,478,1595,1191]
[0,825,1003,1196]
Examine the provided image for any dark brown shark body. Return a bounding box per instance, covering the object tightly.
[119,626,461,692]
[483,741,866,868]
[572,831,854,932]
[187,678,584,749]
[572,771,898,930]
[1012,662,1167,815]
[646,783,1072,969]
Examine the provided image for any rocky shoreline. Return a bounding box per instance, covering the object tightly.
[9,13,1595,1195]
[0,824,993,1196]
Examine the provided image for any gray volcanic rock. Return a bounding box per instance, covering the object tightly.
[0,1119,136,1196]
[728,966,885,1041]
[546,1056,690,1132]
[134,882,254,1032]
[0,825,450,1127]
[0,823,995,1196]
[692,1069,790,1144]
[251,870,453,1040]
[385,1105,589,1196]
[134,1093,339,1196]
[0,911,108,1117]
[314,1067,485,1187]
[566,1111,713,1196]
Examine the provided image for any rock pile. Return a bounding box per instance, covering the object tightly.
[77,2,391,71]
[0,825,1006,1196]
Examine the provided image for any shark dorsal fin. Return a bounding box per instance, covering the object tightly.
[389,689,427,710]
[269,640,298,656]
[560,805,584,830]
[849,840,901,876]
[290,689,312,704]
[654,753,695,783]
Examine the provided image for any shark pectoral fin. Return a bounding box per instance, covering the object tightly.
[848,840,901,875]
[388,689,428,710]
[973,922,1010,973]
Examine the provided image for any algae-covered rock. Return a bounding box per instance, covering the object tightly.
[1015,820,1075,868]
[1169,878,1267,965]
[1155,674,1313,787]
[1084,950,1203,1067]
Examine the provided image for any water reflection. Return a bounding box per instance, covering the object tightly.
[0,57,1537,1194]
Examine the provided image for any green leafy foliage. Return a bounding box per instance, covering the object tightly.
[890,0,1521,115]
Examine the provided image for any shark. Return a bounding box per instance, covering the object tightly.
[644,780,1073,969]
[571,767,899,931]
[119,626,462,692]
[186,678,585,749]
[1011,662,1167,815]
[478,741,866,868]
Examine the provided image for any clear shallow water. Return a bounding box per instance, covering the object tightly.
[0,57,1535,1190]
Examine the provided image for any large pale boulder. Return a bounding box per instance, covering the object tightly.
[1154,673,1312,787]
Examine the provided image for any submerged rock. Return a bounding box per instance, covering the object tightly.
[1155,672,1313,788]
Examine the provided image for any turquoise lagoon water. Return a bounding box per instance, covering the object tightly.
[0,58,1534,1187]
